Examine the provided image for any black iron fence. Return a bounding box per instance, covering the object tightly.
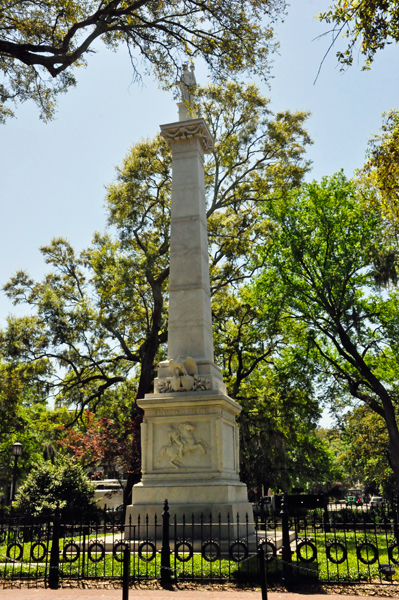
[1,498,399,588]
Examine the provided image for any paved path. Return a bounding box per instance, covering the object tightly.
[0,589,391,600]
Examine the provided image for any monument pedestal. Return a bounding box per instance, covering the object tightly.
[125,390,253,536]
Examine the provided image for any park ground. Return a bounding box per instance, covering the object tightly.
[1,583,399,600]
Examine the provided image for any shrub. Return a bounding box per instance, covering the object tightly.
[14,455,98,521]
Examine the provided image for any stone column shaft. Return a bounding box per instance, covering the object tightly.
[168,134,213,362]
[159,119,225,392]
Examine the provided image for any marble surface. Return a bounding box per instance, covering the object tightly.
[126,111,251,529]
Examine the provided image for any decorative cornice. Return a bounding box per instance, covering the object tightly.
[160,118,214,154]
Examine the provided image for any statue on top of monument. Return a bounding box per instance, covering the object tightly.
[179,63,196,102]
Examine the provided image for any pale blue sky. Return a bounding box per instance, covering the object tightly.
[1,1,398,425]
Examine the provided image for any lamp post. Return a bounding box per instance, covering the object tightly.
[11,442,22,503]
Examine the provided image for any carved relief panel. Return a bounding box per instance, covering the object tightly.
[152,419,212,471]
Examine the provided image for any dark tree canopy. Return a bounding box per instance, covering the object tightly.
[341,405,397,497]
[0,0,286,122]
[0,359,70,501]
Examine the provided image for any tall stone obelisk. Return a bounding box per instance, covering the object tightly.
[126,65,252,526]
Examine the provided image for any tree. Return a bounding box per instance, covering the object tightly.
[14,455,98,520]
[318,1,399,71]
[0,0,286,123]
[256,172,399,491]
[238,358,335,494]
[58,382,142,504]
[1,81,311,414]
[315,427,349,495]
[211,275,337,493]
[341,405,396,497]
[0,359,70,502]
[359,109,399,226]
[1,82,312,500]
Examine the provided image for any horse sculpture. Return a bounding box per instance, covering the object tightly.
[158,422,207,469]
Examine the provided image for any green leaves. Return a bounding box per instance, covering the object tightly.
[0,0,286,121]
[13,455,97,519]
[255,172,399,490]
[318,1,399,70]
[258,173,384,336]
[0,361,70,500]
[359,109,399,227]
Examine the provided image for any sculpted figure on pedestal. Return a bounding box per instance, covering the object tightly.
[179,63,196,102]
[156,356,211,393]
[170,356,197,391]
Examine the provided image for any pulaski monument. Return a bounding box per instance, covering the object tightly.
[125,65,253,526]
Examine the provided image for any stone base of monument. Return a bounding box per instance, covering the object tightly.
[125,481,253,539]
[125,389,254,540]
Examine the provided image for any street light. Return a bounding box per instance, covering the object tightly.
[11,442,22,503]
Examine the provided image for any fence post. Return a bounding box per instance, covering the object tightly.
[393,495,399,543]
[81,524,88,578]
[258,544,268,600]
[281,495,293,588]
[48,504,60,590]
[323,503,331,534]
[161,499,171,588]
[122,544,130,600]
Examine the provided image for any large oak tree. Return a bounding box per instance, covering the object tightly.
[0,0,286,122]
[1,82,312,498]
[256,172,399,491]
[2,81,311,413]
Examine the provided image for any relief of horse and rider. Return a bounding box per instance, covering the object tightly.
[158,422,208,469]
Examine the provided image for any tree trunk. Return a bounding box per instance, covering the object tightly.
[337,324,399,493]
[380,389,399,494]
[123,412,143,507]
[128,278,166,500]
[136,278,166,401]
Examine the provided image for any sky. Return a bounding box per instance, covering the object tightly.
[1,1,398,425]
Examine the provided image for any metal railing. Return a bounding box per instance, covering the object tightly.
[1,497,399,589]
